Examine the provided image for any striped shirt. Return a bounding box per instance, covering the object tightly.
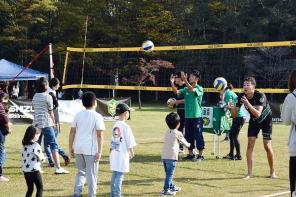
[32,92,54,128]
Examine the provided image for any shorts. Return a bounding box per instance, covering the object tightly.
[248,114,272,140]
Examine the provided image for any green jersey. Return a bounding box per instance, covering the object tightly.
[179,85,203,118]
[224,89,245,118]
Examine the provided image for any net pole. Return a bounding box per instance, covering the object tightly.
[80,15,89,88]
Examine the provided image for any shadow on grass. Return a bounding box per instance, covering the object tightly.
[99,177,223,188]
[135,108,170,112]
[131,154,162,163]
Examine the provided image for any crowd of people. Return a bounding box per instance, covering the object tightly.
[0,69,295,196]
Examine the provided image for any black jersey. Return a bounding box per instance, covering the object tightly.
[175,84,186,110]
[236,90,271,123]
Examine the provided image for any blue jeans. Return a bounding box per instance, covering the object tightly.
[163,159,176,191]
[37,127,59,164]
[38,127,67,164]
[110,171,124,197]
[0,130,6,176]
[45,127,67,164]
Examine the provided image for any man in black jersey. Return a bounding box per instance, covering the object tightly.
[230,77,277,179]
[169,71,186,153]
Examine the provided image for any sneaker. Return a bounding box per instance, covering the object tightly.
[170,186,181,192]
[0,176,9,182]
[161,190,176,196]
[64,156,70,166]
[48,162,54,168]
[270,172,278,179]
[183,154,196,161]
[242,174,252,180]
[55,167,70,174]
[196,155,204,161]
[224,137,229,141]
[223,154,234,160]
[233,155,242,160]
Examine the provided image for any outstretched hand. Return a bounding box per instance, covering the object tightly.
[170,74,175,84]
[181,72,187,81]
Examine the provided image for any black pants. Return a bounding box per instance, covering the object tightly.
[290,156,296,196]
[229,117,244,157]
[177,109,185,150]
[24,171,43,197]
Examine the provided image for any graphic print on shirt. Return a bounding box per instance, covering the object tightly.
[111,127,122,151]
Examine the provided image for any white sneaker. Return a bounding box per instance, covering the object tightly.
[242,174,252,180]
[270,172,278,179]
[0,176,9,182]
[55,167,69,174]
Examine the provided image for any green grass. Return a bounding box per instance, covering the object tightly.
[0,104,292,197]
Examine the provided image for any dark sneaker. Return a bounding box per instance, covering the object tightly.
[64,156,70,166]
[196,155,204,161]
[161,190,176,196]
[170,186,181,192]
[223,154,234,160]
[183,154,196,161]
[233,155,242,160]
[48,162,54,168]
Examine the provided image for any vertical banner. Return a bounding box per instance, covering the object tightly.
[202,107,213,129]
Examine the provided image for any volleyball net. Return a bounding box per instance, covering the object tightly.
[62,40,296,94]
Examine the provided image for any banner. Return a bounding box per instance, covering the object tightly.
[7,98,281,124]
[8,99,33,124]
[201,107,213,129]
[8,98,131,124]
[96,97,131,121]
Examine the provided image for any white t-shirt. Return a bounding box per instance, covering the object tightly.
[72,109,105,156]
[22,142,45,172]
[110,120,136,173]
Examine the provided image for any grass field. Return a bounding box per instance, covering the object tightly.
[0,104,292,197]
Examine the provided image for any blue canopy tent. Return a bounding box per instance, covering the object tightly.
[0,59,47,81]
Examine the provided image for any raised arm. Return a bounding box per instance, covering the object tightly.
[170,74,179,94]
[181,72,194,92]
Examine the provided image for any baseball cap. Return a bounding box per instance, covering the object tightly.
[191,69,201,78]
[116,103,130,115]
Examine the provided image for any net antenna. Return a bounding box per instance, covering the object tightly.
[78,15,89,98]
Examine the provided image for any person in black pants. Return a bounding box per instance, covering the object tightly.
[170,71,186,153]
[221,83,245,160]
[22,126,45,197]
[281,70,296,196]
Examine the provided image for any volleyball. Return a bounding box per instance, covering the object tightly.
[213,77,227,91]
[142,40,154,52]
[167,98,176,109]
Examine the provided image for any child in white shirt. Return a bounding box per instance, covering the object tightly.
[110,103,136,197]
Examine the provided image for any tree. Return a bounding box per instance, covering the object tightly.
[121,58,174,108]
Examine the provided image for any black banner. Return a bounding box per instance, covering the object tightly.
[8,99,33,124]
